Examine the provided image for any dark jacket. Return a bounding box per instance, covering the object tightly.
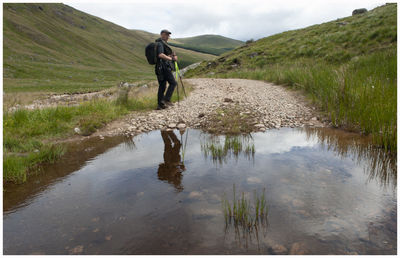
[155,38,174,75]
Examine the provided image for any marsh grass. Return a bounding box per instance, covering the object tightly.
[303,127,397,189]
[212,50,396,151]
[222,185,268,228]
[222,184,269,248]
[4,81,193,184]
[201,134,255,164]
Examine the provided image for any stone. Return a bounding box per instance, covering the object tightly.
[271,244,288,255]
[224,98,233,102]
[168,123,177,128]
[69,245,84,254]
[177,123,186,129]
[74,127,81,134]
[188,191,202,199]
[289,242,309,255]
[99,135,104,140]
[254,123,265,128]
[311,117,318,121]
[352,8,367,15]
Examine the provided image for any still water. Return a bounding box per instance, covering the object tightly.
[3,128,396,254]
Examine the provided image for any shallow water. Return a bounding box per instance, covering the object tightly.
[3,128,396,254]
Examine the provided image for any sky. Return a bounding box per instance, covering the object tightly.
[65,0,386,41]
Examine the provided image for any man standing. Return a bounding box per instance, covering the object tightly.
[155,29,178,110]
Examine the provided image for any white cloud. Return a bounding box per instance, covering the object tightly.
[64,0,385,41]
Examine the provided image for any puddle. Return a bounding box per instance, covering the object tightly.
[3,128,396,254]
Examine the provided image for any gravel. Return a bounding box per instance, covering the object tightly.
[109,78,327,137]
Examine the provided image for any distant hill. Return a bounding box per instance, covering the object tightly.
[169,34,244,55]
[131,31,243,56]
[3,3,215,93]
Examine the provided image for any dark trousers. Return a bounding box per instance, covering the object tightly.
[157,69,177,106]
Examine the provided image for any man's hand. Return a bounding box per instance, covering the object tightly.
[158,53,178,61]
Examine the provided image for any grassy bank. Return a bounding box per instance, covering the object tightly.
[3,3,214,94]
[4,82,191,184]
[187,4,397,151]
[206,50,396,151]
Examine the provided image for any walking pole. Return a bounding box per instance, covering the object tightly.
[174,61,180,105]
[175,62,187,98]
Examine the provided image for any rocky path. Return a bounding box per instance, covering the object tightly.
[98,78,327,137]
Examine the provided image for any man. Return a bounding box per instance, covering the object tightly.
[155,29,178,110]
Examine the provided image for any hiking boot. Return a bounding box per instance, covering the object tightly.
[162,100,174,107]
[156,103,166,110]
[165,101,174,107]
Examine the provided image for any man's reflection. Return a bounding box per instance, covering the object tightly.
[157,130,186,192]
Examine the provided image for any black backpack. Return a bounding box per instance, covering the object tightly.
[145,42,159,65]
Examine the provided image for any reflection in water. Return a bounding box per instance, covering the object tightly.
[201,134,255,165]
[3,128,397,255]
[303,127,397,188]
[157,130,186,192]
[222,185,269,250]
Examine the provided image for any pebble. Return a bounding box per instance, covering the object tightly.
[97,78,324,136]
[69,245,84,254]
[177,123,186,129]
[289,242,309,255]
[271,244,288,254]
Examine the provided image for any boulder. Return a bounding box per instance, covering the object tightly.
[352,8,367,15]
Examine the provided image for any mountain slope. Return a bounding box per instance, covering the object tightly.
[189,3,396,75]
[187,3,397,150]
[3,3,214,93]
[169,34,244,55]
[131,30,243,56]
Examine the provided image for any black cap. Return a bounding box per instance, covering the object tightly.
[160,29,172,35]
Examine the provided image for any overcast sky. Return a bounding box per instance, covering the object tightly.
[65,0,385,41]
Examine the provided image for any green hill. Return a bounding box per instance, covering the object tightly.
[3,3,215,93]
[187,4,397,150]
[168,34,244,55]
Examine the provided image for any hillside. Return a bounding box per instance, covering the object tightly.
[131,30,243,56]
[3,3,214,93]
[189,4,396,74]
[187,3,397,151]
[169,34,244,55]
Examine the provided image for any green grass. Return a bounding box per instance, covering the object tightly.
[188,3,397,152]
[201,134,255,164]
[222,184,268,230]
[3,3,214,94]
[4,83,191,184]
